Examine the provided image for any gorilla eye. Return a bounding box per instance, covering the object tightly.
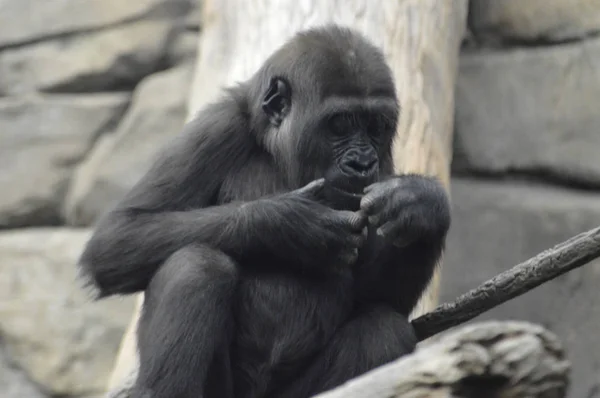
[367,115,392,139]
[328,113,353,136]
[262,78,291,126]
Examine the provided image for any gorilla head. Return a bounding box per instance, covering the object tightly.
[248,26,399,209]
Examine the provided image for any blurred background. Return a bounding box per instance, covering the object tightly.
[0,1,599,397]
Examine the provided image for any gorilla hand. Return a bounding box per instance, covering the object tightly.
[359,175,450,247]
[260,179,368,268]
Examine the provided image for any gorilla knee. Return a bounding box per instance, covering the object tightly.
[148,244,239,301]
[136,244,238,398]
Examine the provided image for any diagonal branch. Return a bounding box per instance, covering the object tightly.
[412,225,600,341]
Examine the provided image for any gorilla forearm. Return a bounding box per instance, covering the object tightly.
[78,202,263,296]
[378,240,443,315]
[355,174,450,315]
[352,228,443,316]
[79,186,362,296]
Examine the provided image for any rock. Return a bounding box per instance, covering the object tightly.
[167,29,199,65]
[441,178,600,398]
[0,228,136,396]
[0,21,178,95]
[64,63,195,226]
[453,37,600,186]
[0,93,130,228]
[182,1,202,31]
[0,344,47,398]
[0,0,194,48]
[469,0,600,43]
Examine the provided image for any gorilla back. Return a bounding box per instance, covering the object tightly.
[78,25,450,398]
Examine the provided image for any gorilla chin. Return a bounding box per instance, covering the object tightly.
[323,167,379,211]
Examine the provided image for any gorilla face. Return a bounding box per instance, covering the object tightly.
[261,74,398,210]
[321,107,397,209]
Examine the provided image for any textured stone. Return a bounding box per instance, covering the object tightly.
[0,343,47,398]
[440,178,600,398]
[167,29,199,65]
[0,93,130,228]
[64,63,195,226]
[453,37,600,185]
[0,228,136,396]
[469,0,600,43]
[0,21,176,95]
[0,0,194,48]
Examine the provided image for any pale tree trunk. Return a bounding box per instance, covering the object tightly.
[106,0,468,394]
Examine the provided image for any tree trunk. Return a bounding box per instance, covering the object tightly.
[106,0,468,394]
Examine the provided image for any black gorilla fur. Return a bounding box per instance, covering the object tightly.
[78,25,451,398]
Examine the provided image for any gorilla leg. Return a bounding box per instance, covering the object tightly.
[132,244,238,398]
[269,305,417,398]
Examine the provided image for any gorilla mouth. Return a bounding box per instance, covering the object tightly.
[329,185,363,198]
[326,173,372,196]
[324,179,367,211]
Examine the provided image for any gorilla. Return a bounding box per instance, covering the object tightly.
[78,25,450,398]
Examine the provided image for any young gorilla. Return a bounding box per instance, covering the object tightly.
[79,25,450,398]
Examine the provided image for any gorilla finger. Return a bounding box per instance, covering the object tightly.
[296,178,326,197]
[359,192,387,215]
[370,197,412,229]
[346,231,366,248]
[367,206,396,230]
[363,180,388,194]
[335,210,368,230]
[368,214,381,228]
[376,218,418,247]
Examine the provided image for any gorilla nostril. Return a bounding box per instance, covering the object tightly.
[344,158,378,175]
[364,158,378,170]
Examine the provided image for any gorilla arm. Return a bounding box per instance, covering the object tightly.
[356,174,451,316]
[78,99,365,298]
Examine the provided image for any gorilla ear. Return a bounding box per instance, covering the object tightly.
[262,77,291,126]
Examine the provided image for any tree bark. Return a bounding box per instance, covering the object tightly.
[314,321,570,398]
[105,0,468,394]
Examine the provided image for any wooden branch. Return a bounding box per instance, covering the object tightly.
[314,321,570,398]
[412,225,600,341]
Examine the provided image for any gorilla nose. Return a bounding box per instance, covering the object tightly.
[341,155,378,176]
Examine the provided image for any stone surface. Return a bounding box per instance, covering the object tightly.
[440,178,600,398]
[64,63,195,226]
[0,228,136,396]
[0,343,47,398]
[167,29,200,65]
[469,0,600,43]
[453,37,600,186]
[0,0,194,48]
[0,21,177,95]
[0,93,130,228]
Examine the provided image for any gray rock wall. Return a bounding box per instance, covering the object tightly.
[446,2,600,398]
[0,0,199,396]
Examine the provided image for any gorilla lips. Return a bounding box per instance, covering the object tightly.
[323,173,373,211]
